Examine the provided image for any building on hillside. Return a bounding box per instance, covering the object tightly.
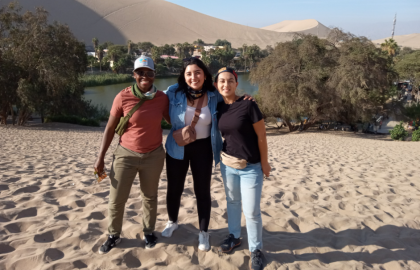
[161,55,179,59]
[203,45,224,52]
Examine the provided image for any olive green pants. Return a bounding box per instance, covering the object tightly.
[108,144,165,236]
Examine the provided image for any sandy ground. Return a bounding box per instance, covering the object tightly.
[8,0,296,48]
[1,123,420,270]
[261,19,331,38]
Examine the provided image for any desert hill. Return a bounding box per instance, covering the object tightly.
[373,33,420,49]
[1,0,299,48]
[261,19,331,38]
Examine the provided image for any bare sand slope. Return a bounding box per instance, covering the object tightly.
[261,19,331,38]
[1,0,296,48]
[1,124,420,269]
[373,34,420,49]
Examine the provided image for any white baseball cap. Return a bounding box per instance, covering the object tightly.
[134,56,155,71]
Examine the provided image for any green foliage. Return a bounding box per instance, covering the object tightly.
[155,64,167,75]
[161,119,172,130]
[390,121,408,141]
[138,42,155,53]
[214,39,231,48]
[404,103,420,120]
[80,99,109,121]
[82,73,134,87]
[0,2,87,125]
[250,29,395,130]
[44,115,100,127]
[380,38,399,56]
[193,39,205,46]
[395,51,420,90]
[412,129,420,141]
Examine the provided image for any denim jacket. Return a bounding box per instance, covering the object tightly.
[164,84,223,165]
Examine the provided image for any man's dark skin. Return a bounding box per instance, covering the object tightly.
[93,67,160,174]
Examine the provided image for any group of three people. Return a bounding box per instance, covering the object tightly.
[94,56,270,270]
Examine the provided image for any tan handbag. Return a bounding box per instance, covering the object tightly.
[172,96,205,146]
[221,151,247,169]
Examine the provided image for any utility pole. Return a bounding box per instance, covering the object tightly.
[391,14,397,39]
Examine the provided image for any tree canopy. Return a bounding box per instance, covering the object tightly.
[0,2,87,125]
[250,30,396,130]
[395,50,420,89]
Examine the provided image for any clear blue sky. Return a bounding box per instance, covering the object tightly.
[166,0,420,40]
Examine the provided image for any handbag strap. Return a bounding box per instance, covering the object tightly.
[126,99,146,118]
[190,95,205,128]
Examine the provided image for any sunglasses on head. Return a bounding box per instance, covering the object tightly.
[134,70,155,78]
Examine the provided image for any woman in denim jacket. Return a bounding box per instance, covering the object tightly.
[161,57,223,251]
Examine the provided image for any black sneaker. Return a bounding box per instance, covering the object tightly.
[219,234,241,253]
[143,233,157,249]
[98,235,121,254]
[250,249,264,270]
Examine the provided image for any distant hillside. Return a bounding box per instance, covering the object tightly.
[261,19,331,38]
[373,34,420,50]
[1,0,300,48]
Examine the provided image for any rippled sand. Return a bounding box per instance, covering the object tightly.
[1,123,420,270]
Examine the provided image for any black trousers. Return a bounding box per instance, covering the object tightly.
[166,137,213,232]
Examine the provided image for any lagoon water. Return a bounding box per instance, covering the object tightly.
[84,73,258,109]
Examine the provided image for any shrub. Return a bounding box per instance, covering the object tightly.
[82,73,134,87]
[404,103,420,121]
[45,115,100,127]
[389,121,408,141]
[412,129,420,141]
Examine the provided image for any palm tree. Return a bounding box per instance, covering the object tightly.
[97,45,104,72]
[92,37,99,58]
[242,44,248,71]
[175,43,183,58]
[381,38,399,57]
[127,40,132,55]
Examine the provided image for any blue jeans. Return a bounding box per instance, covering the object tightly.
[220,161,263,252]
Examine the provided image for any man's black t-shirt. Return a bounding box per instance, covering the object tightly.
[217,97,263,164]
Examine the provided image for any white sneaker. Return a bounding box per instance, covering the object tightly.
[198,231,210,251]
[161,221,178,238]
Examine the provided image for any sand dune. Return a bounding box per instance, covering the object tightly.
[261,19,331,38]
[373,33,420,49]
[1,123,420,269]
[2,0,297,48]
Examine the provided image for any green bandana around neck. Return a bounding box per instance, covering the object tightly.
[131,83,157,100]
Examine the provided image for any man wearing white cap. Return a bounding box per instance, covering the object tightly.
[94,56,170,253]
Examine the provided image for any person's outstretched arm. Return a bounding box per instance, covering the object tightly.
[94,115,119,174]
[253,119,271,177]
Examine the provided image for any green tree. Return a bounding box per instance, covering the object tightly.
[155,63,167,75]
[193,39,205,46]
[381,38,399,57]
[97,44,104,71]
[201,50,211,67]
[0,2,87,125]
[127,40,132,55]
[151,46,162,64]
[138,41,155,54]
[215,39,231,48]
[164,57,174,72]
[250,31,395,131]
[175,43,183,58]
[92,37,99,58]
[395,51,420,102]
